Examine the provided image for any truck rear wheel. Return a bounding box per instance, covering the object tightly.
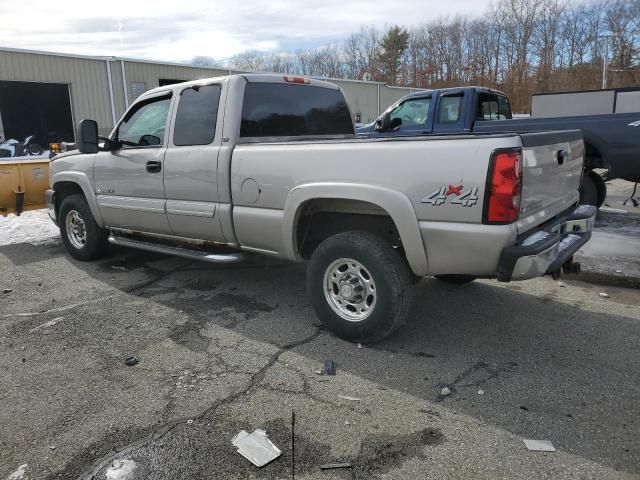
[307,231,413,344]
[580,171,607,208]
[59,194,109,261]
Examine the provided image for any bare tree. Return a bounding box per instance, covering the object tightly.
[221,0,639,111]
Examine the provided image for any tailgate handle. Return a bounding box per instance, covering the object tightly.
[556,150,567,166]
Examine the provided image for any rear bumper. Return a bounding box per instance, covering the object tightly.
[45,189,57,225]
[497,205,596,282]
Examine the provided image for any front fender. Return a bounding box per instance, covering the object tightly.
[52,171,104,228]
[282,182,429,276]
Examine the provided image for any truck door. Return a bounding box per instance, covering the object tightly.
[432,91,466,134]
[375,95,432,136]
[163,82,225,241]
[94,92,173,234]
[388,95,432,135]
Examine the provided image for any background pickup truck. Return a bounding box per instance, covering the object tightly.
[356,86,640,208]
[46,74,595,343]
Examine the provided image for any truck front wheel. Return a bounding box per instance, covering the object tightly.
[59,194,109,261]
[307,231,413,343]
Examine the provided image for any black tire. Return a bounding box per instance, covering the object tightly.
[59,194,109,261]
[591,171,607,208]
[579,171,599,206]
[307,231,413,344]
[434,274,477,284]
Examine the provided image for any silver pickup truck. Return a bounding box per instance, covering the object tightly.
[46,74,596,342]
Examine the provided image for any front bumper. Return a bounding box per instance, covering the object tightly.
[45,189,57,225]
[497,205,597,282]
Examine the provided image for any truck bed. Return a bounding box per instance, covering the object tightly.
[230,130,582,259]
[473,112,640,182]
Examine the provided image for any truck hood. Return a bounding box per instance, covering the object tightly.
[356,123,375,136]
[50,149,81,161]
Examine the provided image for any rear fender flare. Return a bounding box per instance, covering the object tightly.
[52,171,104,228]
[283,182,429,276]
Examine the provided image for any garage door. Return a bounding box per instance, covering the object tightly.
[0,81,74,150]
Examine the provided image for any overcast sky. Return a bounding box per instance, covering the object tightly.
[1,0,487,63]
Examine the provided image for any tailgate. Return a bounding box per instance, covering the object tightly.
[517,130,583,233]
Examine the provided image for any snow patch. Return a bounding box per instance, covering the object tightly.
[5,464,28,480]
[0,210,59,246]
[105,459,137,480]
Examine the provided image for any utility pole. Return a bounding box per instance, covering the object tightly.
[600,35,612,89]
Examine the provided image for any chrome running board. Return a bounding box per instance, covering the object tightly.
[108,235,245,264]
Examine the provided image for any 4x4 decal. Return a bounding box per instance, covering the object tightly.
[421,184,479,207]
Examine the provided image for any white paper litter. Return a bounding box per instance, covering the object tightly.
[337,395,361,402]
[523,439,556,452]
[29,316,63,333]
[232,429,281,467]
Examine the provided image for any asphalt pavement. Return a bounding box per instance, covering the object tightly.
[1,226,639,479]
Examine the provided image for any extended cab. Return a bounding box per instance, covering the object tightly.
[357,86,640,207]
[46,74,595,343]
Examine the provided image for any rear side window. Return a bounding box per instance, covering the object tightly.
[174,84,221,146]
[477,92,512,120]
[240,83,354,138]
[438,94,463,124]
[498,95,512,119]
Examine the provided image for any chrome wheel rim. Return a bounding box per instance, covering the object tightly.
[323,258,376,322]
[65,209,87,249]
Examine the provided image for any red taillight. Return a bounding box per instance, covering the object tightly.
[484,149,523,224]
[283,76,310,84]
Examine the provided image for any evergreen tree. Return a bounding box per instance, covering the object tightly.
[377,26,410,84]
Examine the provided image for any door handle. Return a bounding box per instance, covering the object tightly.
[556,150,566,166]
[146,161,162,173]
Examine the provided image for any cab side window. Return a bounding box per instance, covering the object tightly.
[117,95,171,148]
[438,94,463,124]
[498,95,513,119]
[174,84,221,146]
[477,93,513,120]
[390,97,431,128]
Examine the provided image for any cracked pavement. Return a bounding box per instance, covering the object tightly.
[1,236,639,479]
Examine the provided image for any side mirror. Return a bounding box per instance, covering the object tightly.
[376,112,392,131]
[139,134,161,146]
[77,119,98,154]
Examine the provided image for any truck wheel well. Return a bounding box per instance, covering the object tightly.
[584,142,605,170]
[295,199,404,260]
[53,182,84,217]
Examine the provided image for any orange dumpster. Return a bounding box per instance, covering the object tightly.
[0,159,49,216]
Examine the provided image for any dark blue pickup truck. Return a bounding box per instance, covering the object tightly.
[357,86,640,207]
